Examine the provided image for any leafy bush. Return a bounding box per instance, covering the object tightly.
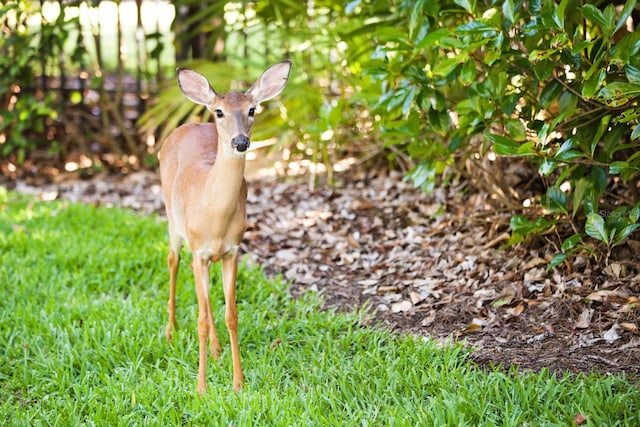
[350,0,640,264]
[0,3,60,163]
[140,0,388,185]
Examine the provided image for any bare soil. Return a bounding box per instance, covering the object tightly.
[5,165,640,380]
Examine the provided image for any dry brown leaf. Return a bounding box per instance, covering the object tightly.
[275,249,299,262]
[603,262,624,278]
[586,290,616,302]
[421,312,436,327]
[270,338,282,349]
[409,291,424,305]
[391,300,412,313]
[459,322,483,335]
[574,414,587,425]
[492,284,518,308]
[575,308,594,329]
[620,322,639,335]
[522,257,547,270]
[585,290,634,304]
[347,233,361,249]
[506,303,525,317]
[378,285,404,293]
[603,324,623,343]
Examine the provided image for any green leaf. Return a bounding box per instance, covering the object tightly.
[529,49,557,63]
[416,28,455,49]
[602,4,617,34]
[410,0,427,40]
[614,107,640,124]
[588,116,611,159]
[407,163,437,193]
[432,56,464,77]
[375,26,409,42]
[548,253,567,269]
[572,178,589,217]
[556,0,570,29]
[428,109,451,133]
[510,215,555,236]
[611,31,640,65]
[632,123,640,141]
[631,203,640,222]
[402,86,417,117]
[561,233,583,251]
[539,159,556,176]
[590,167,607,193]
[625,65,640,83]
[533,59,555,81]
[543,187,568,214]
[596,82,640,108]
[505,119,526,141]
[454,0,477,14]
[555,139,582,161]
[540,81,562,108]
[558,91,578,119]
[487,134,520,155]
[460,60,476,85]
[456,21,495,34]
[581,4,608,32]
[613,224,640,246]
[609,161,627,174]
[502,0,515,23]
[585,212,608,243]
[614,0,637,34]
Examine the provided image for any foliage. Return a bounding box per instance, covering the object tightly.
[1,1,173,170]
[141,0,385,184]
[0,2,60,163]
[1,193,639,425]
[5,0,640,262]
[348,0,640,263]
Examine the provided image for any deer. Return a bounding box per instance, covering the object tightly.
[157,60,292,394]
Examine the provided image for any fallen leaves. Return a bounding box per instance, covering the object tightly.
[603,324,624,344]
[586,289,639,304]
[9,166,640,376]
[575,308,594,329]
[239,168,639,374]
[391,300,413,313]
[574,413,587,425]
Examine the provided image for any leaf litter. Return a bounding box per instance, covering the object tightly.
[6,166,640,378]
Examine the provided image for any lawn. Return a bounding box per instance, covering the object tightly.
[0,188,638,426]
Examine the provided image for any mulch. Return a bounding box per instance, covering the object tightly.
[4,165,640,379]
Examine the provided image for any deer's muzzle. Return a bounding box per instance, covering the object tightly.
[231,135,250,153]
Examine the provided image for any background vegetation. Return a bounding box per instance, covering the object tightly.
[2,0,640,266]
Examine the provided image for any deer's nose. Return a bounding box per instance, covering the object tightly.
[231,135,250,152]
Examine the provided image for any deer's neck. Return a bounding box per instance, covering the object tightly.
[204,150,246,207]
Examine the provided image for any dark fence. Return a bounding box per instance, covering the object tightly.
[2,0,176,172]
[2,0,302,176]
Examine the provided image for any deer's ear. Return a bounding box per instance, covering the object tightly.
[177,68,217,105]
[247,60,292,104]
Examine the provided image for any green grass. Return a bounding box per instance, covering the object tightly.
[0,187,638,426]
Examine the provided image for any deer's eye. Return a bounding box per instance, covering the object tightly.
[215,109,224,118]
[248,107,256,117]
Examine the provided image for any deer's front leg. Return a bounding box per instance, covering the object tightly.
[222,250,244,392]
[166,249,179,341]
[192,255,219,395]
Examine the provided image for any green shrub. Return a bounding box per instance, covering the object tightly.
[351,0,640,264]
[0,2,60,163]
